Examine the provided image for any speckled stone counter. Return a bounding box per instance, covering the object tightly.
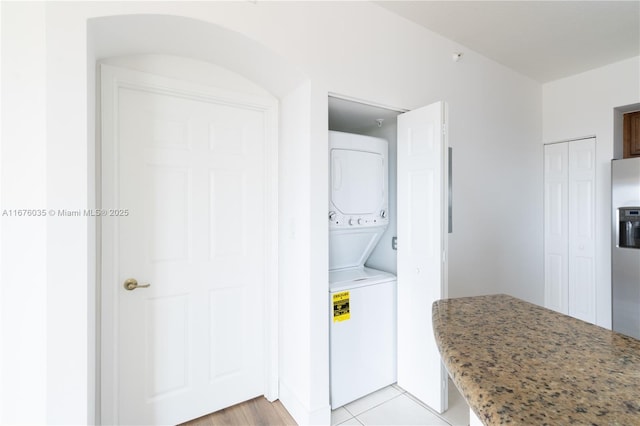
[432,294,640,425]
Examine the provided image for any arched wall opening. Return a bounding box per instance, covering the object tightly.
[89,14,307,98]
[86,13,328,425]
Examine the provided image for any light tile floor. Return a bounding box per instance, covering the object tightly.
[331,379,469,426]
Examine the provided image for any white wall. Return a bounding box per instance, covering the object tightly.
[1,1,543,423]
[279,82,313,422]
[307,82,331,424]
[543,56,640,328]
[0,3,48,424]
[279,81,330,425]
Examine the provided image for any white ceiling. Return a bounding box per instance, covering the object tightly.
[376,1,640,83]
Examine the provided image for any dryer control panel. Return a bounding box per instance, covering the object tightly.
[328,210,388,228]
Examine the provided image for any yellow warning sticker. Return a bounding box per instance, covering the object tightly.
[333,291,350,322]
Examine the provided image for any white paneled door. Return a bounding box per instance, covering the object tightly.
[567,139,596,322]
[100,65,278,425]
[544,142,569,314]
[544,138,596,323]
[397,102,449,413]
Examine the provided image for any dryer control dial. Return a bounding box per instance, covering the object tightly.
[328,211,336,221]
[348,218,355,226]
[357,218,363,225]
[380,210,387,219]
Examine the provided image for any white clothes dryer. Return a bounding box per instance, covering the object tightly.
[328,131,389,232]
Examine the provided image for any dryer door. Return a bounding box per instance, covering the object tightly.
[331,148,384,215]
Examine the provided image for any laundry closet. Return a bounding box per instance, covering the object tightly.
[328,96,401,408]
[327,95,451,412]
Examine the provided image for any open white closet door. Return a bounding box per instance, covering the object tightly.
[397,101,449,413]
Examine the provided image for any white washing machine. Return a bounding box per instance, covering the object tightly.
[328,131,397,408]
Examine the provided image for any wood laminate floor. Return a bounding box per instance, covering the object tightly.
[180,397,297,426]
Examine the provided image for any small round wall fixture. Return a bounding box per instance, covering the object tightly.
[452,52,463,62]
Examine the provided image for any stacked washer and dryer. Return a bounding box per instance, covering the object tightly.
[328,130,397,408]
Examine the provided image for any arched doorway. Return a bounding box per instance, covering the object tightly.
[88,14,315,425]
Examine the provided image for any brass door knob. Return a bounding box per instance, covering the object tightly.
[123,278,151,291]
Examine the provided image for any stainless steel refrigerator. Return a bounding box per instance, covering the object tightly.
[612,157,640,339]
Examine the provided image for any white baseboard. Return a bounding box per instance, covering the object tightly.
[279,380,331,425]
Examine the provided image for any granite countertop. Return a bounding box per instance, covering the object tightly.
[432,294,640,425]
